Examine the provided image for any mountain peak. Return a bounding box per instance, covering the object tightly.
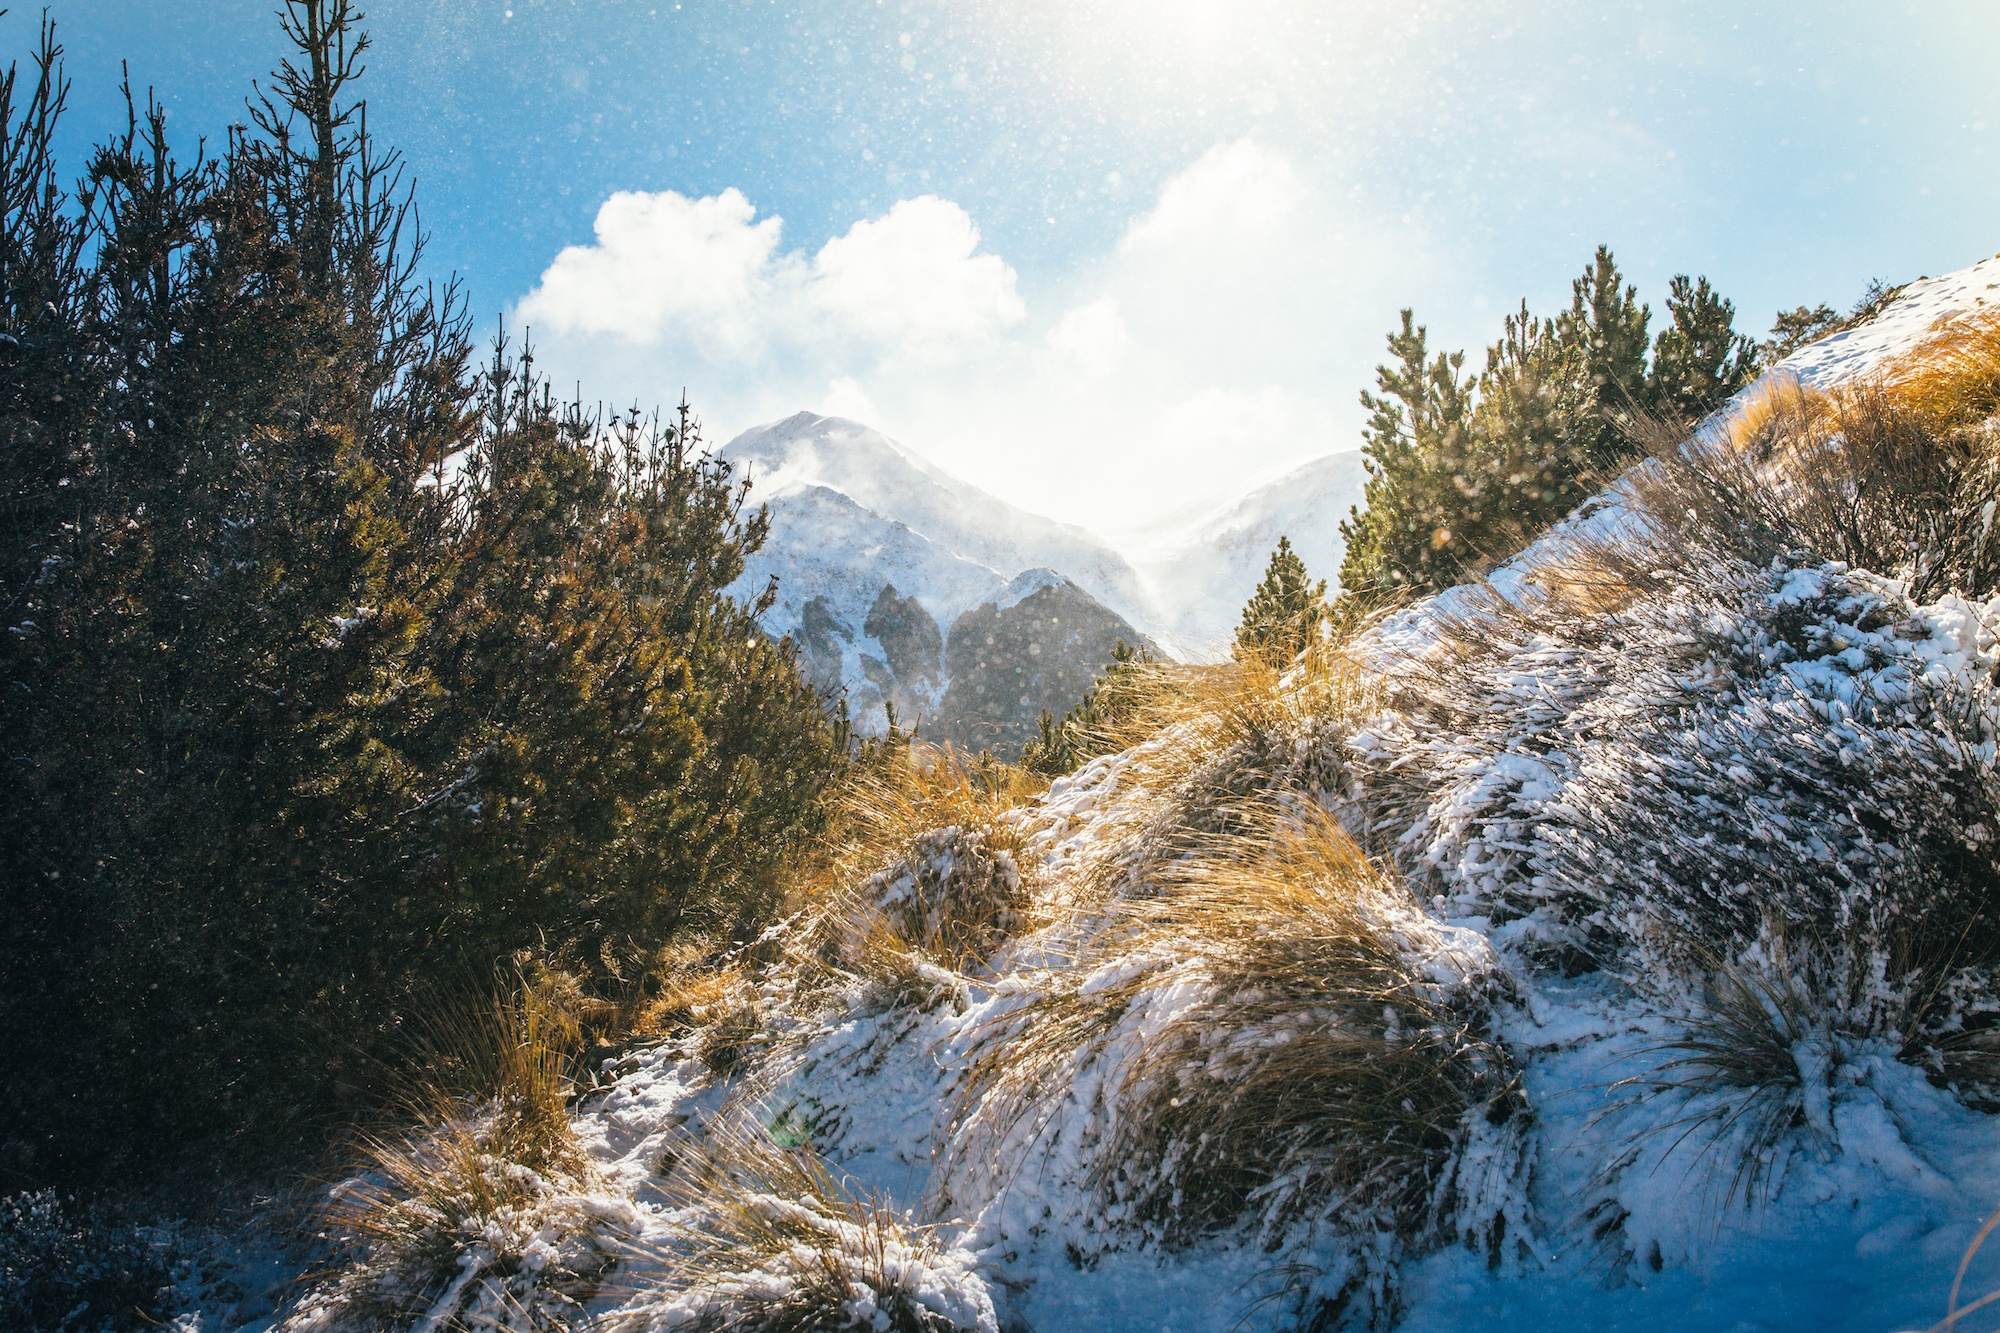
[721,411,1159,634]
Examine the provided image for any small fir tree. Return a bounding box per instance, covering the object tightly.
[1235,536,1326,664]
[1336,312,1476,601]
[1021,640,1150,777]
[1651,274,1757,420]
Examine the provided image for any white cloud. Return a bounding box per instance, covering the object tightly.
[1119,138,1303,253]
[1043,297,1130,379]
[817,376,879,422]
[520,187,787,351]
[810,197,1025,349]
[517,190,1021,369]
[517,138,1456,534]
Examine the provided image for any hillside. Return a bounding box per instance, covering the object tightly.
[936,570,1160,755]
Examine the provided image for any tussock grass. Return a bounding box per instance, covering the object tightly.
[1101,805,1521,1248]
[1051,644,1393,900]
[1361,306,2000,1145]
[1611,926,1852,1210]
[1887,306,2000,430]
[604,1120,995,1333]
[785,740,1045,993]
[297,974,622,1331]
[638,965,768,1076]
[942,801,1524,1328]
[1621,379,2000,602]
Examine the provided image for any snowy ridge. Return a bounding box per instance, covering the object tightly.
[722,413,1163,734]
[723,412,1160,632]
[988,566,1067,612]
[742,484,1008,642]
[1782,252,2000,389]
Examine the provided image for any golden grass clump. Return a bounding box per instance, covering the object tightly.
[1887,306,2000,430]
[603,1120,996,1333]
[942,801,1524,1316]
[1050,644,1391,900]
[785,740,1046,992]
[298,975,626,1331]
[634,964,769,1076]
[1601,314,2000,604]
[1101,806,1518,1245]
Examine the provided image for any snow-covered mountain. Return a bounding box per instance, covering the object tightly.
[722,413,1154,740]
[1122,449,1370,649]
[724,413,1158,630]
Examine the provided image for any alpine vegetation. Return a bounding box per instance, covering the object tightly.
[12,3,2000,1328]
[344,260,2000,1333]
[0,1,843,1188]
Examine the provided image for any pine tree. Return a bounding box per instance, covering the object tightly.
[0,2,844,1185]
[1651,274,1756,420]
[1336,311,1476,601]
[1021,640,1150,777]
[1334,248,1757,609]
[1558,244,1651,470]
[1235,536,1326,664]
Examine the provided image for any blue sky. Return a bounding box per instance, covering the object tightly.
[21,2,2000,531]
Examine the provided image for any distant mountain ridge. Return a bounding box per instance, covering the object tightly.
[720,414,1154,748]
[725,413,1157,628]
[1124,449,1369,647]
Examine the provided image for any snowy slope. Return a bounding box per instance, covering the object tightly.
[723,412,1160,632]
[1781,253,2000,389]
[722,412,1166,736]
[742,485,1009,640]
[1124,449,1370,649]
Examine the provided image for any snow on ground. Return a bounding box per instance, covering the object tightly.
[1782,254,2000,390]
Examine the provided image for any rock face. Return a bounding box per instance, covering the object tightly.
[938,570,1155,757]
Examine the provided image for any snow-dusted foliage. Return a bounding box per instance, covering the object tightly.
[286,1120,630,1333]
[1356,551,2000,1078]
[926,811,1531,1329]
[862,825,1027,970]
[602,1123,999,1333]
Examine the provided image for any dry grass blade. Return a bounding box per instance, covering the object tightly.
[1100,803,1521,1250]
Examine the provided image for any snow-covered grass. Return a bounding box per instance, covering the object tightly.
[602,1119,998,1333]
[285,980,628,1332]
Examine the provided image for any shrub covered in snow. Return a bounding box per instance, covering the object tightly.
[605,1123,999,1333]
